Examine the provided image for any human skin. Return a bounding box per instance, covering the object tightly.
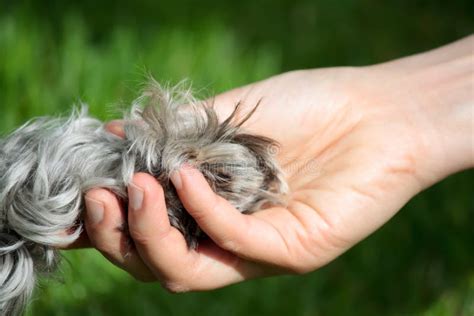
[78,35,473,291]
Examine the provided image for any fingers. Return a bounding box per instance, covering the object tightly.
[84,171,268,289]
[104,85,253,140]
[170,165,289,264]
[84,188,155,281]
[170,166,250,252]
[105,120,125,138]
[126,173,195,281]
[127,173,261,291]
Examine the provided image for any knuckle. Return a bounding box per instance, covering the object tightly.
[128,225,171,246]
[189,193,220,223]
[85,189,114,204]
[128,227,151,246]
[277,244,318,275]
[96,242,119,260]
[219,238,241,253]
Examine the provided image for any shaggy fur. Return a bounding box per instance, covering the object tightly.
[0,81,288,315]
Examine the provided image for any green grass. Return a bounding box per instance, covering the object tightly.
[0,1,473,315]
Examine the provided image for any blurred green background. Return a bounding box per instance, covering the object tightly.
[0,0,473,315]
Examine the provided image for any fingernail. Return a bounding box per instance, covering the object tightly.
[128,182,144,211]
[85,197,104,225]
[170,170,182,190]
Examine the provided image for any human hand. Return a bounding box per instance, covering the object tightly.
[81,36,473,290]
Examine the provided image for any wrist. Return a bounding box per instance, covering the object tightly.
[410,43,473,180]
[358,36,473,188]
[384,37,473,184]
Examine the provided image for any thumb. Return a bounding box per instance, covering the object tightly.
[170,164,258,254]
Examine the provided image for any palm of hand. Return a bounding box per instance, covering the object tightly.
[209,68,425,274]
[82,67,432,291]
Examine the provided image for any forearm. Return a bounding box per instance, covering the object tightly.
[371,36,473,185]
[410,36,473,176]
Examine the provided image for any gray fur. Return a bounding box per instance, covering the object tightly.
[0,81,288,315]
